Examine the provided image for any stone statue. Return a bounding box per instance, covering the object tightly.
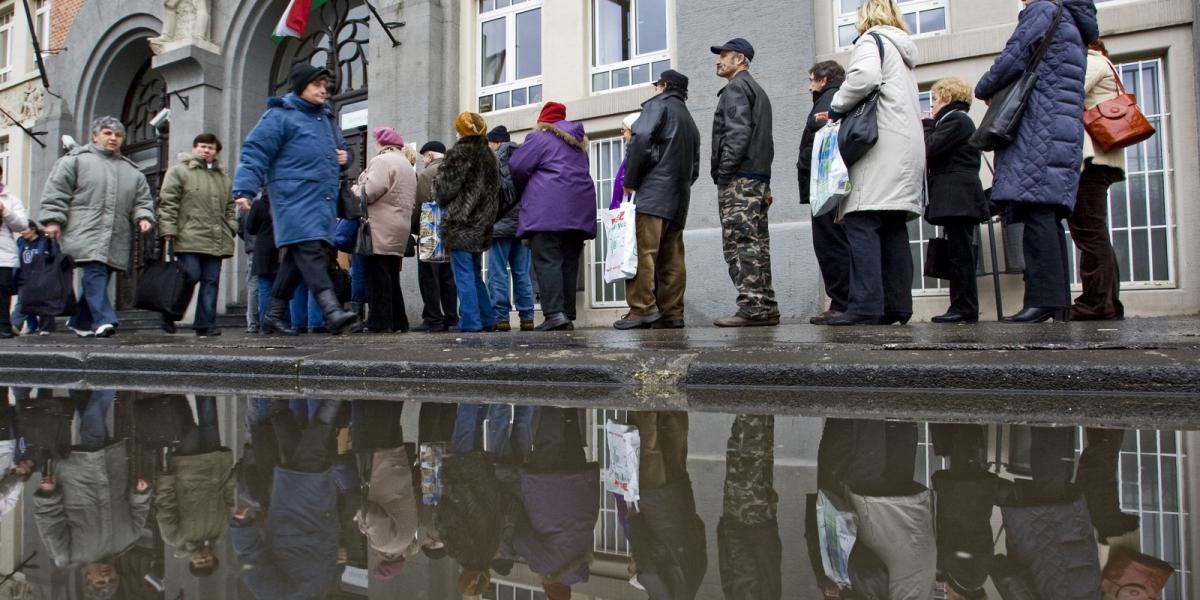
[148,0,213,54]
[19,84,44,122]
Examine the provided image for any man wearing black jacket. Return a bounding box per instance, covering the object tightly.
[798,61,852,325]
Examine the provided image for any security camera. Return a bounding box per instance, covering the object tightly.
[61,135,78,150]
[150,108,171,130]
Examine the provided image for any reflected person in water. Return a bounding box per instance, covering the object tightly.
[719,414,781,600]
[32,390,152,599]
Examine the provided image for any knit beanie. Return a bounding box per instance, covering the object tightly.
[288,64,332,96]
[419,141,446,155]
[537,101,567,124]
[454,112,488,138]
[373,127,404,148]
[487,125,510,143]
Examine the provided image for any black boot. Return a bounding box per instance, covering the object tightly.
[1078,428,1140,541]
[316,290,358,334]
[261,298,297,336]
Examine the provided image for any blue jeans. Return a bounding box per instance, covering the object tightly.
[487,238,535,322]
[350,255,367,304]
[77,390,115,451]
[290,283,325,330]
[69,262,118,330]
[257,274,276,323]
[450,250,494,332]
[452,404,535,460]
[177,253,223,330]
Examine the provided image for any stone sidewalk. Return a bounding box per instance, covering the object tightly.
[0,317,1197,428]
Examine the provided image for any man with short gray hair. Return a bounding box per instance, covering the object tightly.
[40,116,155,337]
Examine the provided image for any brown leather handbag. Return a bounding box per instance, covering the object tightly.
[1084,59,1156,152]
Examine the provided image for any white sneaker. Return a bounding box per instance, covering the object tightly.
[37,330,51,336]
[94,324,115,338]
[71,327,95,338]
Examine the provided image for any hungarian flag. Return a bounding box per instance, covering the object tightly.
[272,0,327,42]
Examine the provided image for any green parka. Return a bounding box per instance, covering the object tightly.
[157,153,237,257]
[155,449,235,554]
[38,143,155,272]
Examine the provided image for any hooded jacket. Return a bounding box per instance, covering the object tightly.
[39,144,156,271]
[831,26,925,221]
[711,70,774,186]
[357,146,418,256]
[434,135,500,253]
[975,0,1099,208]
[0,191,30,268]
[514,463,600,586]
[797,83,841,204]
[232,93,349,247]
[624,89,701,226]
[156,449,235,554]
[510,121,597,239]
[923,102,989,225]
[158,152,237,257]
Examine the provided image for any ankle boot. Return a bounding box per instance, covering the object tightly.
[261,298,297,336]
[316,290,358,334]
[348,302,365,321]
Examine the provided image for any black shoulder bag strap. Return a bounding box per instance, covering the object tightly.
[1025,0,1065,76]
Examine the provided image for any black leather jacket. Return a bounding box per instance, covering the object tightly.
[711,70,774,186]
[623,89,701,226]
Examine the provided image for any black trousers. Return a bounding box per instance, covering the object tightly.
[817,418,917,497]
[529,232,585,319]
[1011,203,1071,309]
[942,219,980,316]
[812,210,851,312]
[270,407,336,473]
[525,407,587,473]
[417,260,458,328]
[363,254,408,332]
[842,211,913,317]
[271,241,335,301]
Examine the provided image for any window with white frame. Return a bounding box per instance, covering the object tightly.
[1114,429,1190,600]
[591,0,671,93]
[0,136,9,183]
[588,408,633,557]
[0,7,14,84]
[487,579,549,599]
[909,90,949,293]
[588,136,627,306]
[1066,58,1174,287]
[836,0,947,48]
[477,0,542,114]
[31,0,49,67]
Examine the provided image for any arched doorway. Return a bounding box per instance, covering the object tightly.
[269,0,371,180]
[116,58,170,309]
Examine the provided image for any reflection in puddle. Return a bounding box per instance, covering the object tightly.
[0,389,1190,599]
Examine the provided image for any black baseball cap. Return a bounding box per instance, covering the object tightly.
[653,69,689,91]
[710,38,755,62]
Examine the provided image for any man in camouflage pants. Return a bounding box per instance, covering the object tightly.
[710,37,780,327]
[718,414,781,598]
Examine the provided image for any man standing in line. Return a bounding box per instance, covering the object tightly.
[158,133,238,337]
[40,116,155,337]
[614,69,700,330]
[412,141,459,333]
[709,38,779,327]
[486,126,536,332]
[797,61,852,325]
[233,64,358,335]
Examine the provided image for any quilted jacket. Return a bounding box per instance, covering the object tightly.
[1000,496,1102,599]
[975,0,1099,209]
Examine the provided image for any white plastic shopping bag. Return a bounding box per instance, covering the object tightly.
[810,122,852,218]
[816,488,858,588]
[418,201,449,263]
[603,420,641,503]
[602,197,639,284]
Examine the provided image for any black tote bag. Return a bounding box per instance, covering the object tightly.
[838,32,886,167]
[134,241,195,318]
[17,239,77,316]
[923,237,954,280]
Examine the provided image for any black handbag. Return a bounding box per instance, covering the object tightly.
[924,237,954,280]
[403,234,417,258]
[134,240,195,318]
[17,239,76,316]
[838,32,886,167]
[354,186,374,256]
[970,0,1064,151]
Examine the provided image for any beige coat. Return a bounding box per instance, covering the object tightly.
[1082,50,1127,171]
[356,446,419,557]
[831,26,925,221]
[356,146,417,257]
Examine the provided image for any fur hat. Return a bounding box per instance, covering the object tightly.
[454,112,488,138]
[537,101,567,124]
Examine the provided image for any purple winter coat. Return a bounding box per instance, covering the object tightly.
[510,121,598,239]
[610,160,627,211]
[514,463,600,585]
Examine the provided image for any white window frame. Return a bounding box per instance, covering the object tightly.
[0,136,10,185]
[476,0,542,114]
[34,0,50,57]
[587,136,627,308]
[588,408,633,557]
[835,0,948,50]
[910,91,950,295]
[590,0,671,94]
[0,6,14,85]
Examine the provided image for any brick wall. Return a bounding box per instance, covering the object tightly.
[49,0,85,50]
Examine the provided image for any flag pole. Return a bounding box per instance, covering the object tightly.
[364,0,404,48]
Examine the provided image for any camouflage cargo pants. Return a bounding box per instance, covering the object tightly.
[723,414,778,525]
[718,178,779,320]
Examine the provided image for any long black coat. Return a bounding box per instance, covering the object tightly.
[923,102,989,225]
[624,89,701,226]
[629,478,707,600]
[244,195,279,277]
[491,142,522,239]
[796,84,840,204]
[434,136,500,253]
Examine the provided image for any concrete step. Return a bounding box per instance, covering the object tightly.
[116,305,249,331]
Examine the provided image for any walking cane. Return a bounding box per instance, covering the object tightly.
[983,155,1004,321]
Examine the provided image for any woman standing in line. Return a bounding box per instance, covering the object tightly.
[355,127,418,333]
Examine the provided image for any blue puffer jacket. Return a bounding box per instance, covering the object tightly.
[233,93,348,247]
[975,0,1098,209]
[231,467,341,599]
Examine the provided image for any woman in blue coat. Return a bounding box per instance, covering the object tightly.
[233,64,358,335]
[975,0,1099,323]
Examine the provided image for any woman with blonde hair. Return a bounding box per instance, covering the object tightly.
[923,77,989,323]
[826,0,924,326]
